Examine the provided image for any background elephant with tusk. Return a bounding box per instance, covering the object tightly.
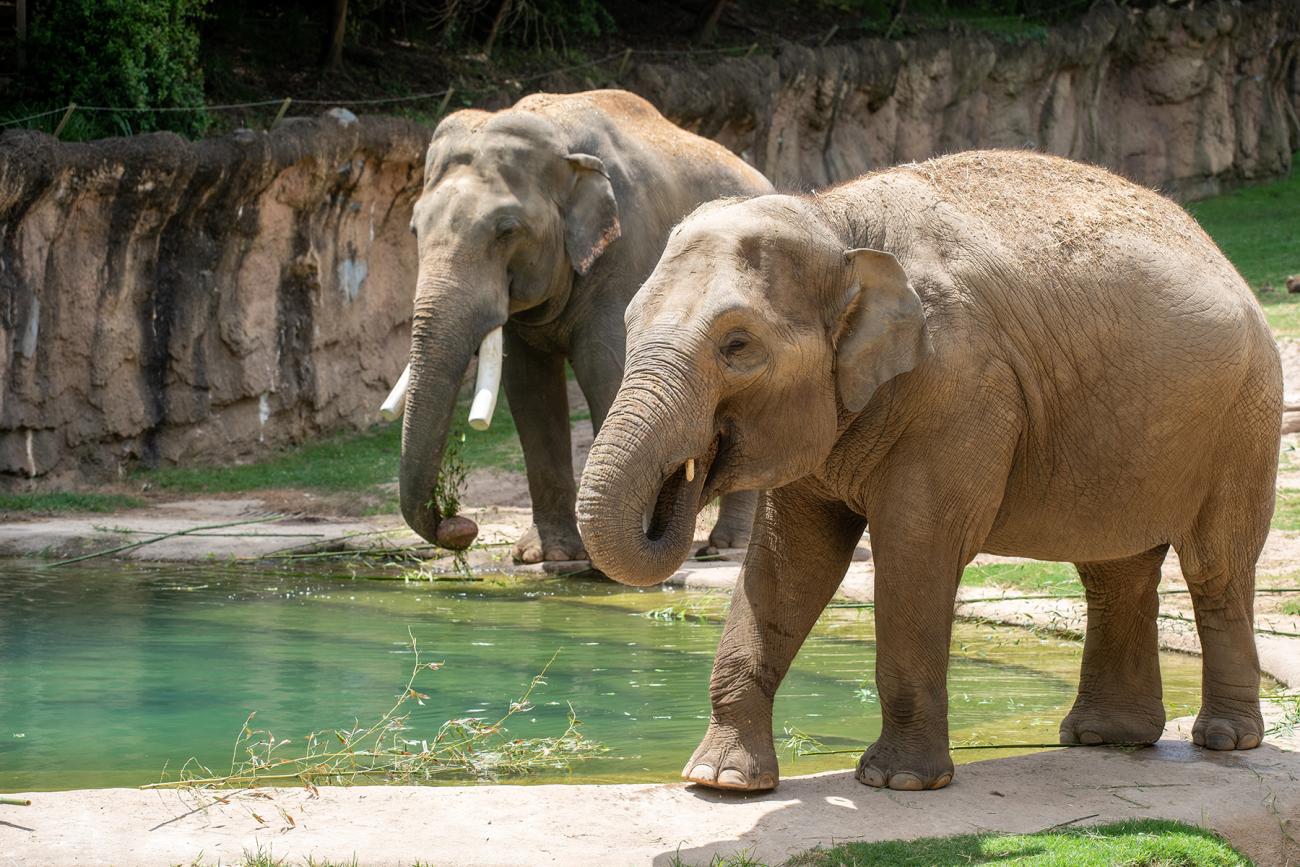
[395,89,771,562]
[577,150,1281,793]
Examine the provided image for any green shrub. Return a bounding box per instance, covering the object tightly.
[25,0,210,139]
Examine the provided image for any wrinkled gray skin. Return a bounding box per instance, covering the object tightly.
[578,151,1281,792]
[401,90,770,562]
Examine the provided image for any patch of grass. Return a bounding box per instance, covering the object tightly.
[1282,599,1300,617]
[961,561,1082,596]
[0,491,144,514]
[137,391,551,510]
[670,851,766,867]
[1272,488,1300,532]
[1186,160,1300,338]
[785,819,1249,867]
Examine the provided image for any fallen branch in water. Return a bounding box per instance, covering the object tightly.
[48,515,285,567]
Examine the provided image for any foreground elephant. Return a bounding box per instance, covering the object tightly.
[577,151,1281,792]
[398,90,769,561]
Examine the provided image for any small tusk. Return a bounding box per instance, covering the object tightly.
[380,364,411,421]
[468,327,503,431]
[685,458,695,482]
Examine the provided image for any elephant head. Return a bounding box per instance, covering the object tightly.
[576,195,930,585]
[400,110,621,545]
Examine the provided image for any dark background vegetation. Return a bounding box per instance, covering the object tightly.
[0,0,1184,141]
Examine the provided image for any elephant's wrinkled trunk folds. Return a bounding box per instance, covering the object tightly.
[578,371,715,586]
[399,271,505,546]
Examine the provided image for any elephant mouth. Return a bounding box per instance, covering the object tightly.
[644,430,735,541]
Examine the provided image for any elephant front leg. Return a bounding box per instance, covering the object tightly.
[502,330,585,563]
[857,428,1013,791]
[858,547,959,791]
[686,484,865,791]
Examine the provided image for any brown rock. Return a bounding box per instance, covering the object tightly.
[435,515,479,551]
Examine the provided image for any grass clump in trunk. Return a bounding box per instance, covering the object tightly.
[146,634,601,790]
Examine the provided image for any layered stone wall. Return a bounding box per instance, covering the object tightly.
[0,112,427,478]
[633,0,1300,198]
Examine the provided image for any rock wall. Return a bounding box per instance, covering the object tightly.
[2,0,1297,480]
[632,0,1300,198]
[0,112,427,479]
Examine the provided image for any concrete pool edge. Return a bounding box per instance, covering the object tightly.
[1,713,1296,867]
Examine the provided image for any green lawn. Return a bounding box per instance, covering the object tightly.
[133,390,535,513]
[961,561,1082,596]
[0,491,144,515]
[1186,161,1300,337]
[781,819,1248,867]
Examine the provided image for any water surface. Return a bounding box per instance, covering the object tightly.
[0,561,1208,790]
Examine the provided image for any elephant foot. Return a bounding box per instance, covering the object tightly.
[512,523,588,564]
[1192,701,1263,751]
[682,721,778,792]
[1060,695,1164,746]
[856,735,953,791]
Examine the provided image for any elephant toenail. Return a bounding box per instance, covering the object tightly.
[687,764,715,782]
[930,773,953,790]
[717,769,747,788]
[1238,733,1261,749]
[856,765,886,788]
[1079,730,1103,745]
[756,774,777,790]
[888,772,924,791]
[1205,731,1236,751]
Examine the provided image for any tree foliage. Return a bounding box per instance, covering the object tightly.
[25,0,210,138]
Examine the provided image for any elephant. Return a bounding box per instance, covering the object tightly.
[576,150,1281,792]
[398,90,770,562]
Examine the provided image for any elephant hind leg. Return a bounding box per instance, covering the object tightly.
[1174,379,1275,751]
[1175,501,1270,750]
[1061,545,1168,746]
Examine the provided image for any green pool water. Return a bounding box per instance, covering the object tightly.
[0,561,1209,792]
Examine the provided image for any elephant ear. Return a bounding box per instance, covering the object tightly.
[564,153,621,276]
[833,248,932,412]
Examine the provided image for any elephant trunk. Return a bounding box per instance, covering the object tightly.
[578,356,714,586]
[400,270,505,546]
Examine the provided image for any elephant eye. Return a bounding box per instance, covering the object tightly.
[721,333,751,359]
[495,216,522,239]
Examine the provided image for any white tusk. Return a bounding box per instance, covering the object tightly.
[685,458,695,482]
[468,327,503,431]
[380,364,411,421]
